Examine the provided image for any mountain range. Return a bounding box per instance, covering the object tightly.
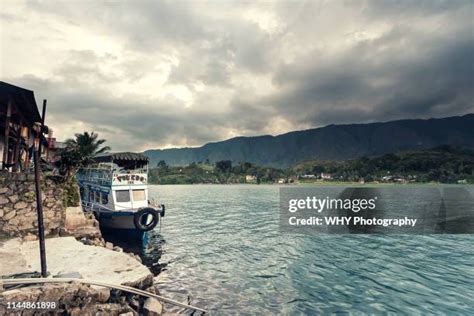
[144,114,474,168]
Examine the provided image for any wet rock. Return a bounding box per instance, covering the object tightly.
[143,297,163,316]
[128,295,141,309]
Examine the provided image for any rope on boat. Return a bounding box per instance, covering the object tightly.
[0,278,207,314]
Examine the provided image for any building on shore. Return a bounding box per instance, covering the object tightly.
[0,81,50,173]
[320,172,333,180]
[46,128,67,162]
[245,175,257,183]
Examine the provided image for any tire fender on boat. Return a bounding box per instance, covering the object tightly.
[134,208,159,231]
[160,204,165,217]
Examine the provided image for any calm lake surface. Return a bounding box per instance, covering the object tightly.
[134,185,474,315]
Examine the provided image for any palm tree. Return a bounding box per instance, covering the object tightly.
[58,132,111,181]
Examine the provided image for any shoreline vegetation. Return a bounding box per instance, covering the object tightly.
[148,145,474,185]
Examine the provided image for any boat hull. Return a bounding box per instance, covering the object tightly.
[98,211,137,230]
[97,211,154,241]
[100,226,148,241]
[94,206,163,234]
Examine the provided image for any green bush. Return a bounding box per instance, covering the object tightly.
[62,181,80,207]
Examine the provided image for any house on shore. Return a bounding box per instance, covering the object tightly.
[46,128,67,162]
[245,175,257,183]
[0,81,50,173]
[320,172,333,180]
[299,174,317,179]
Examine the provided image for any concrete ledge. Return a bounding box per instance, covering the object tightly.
[0,237,153,288]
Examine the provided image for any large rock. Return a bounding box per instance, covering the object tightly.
[143,298,163,316]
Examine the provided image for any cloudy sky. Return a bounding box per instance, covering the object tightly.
[1,0,473,151]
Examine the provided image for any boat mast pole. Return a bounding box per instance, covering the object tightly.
[33,99,48,277]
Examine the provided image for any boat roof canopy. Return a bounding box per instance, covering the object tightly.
[94,152,149,168]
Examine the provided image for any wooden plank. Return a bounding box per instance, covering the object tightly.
[13,121,23,171]
[2,98,12,169]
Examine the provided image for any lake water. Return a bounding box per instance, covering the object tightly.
[133,185,473,314]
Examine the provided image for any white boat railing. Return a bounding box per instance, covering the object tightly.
[77,168,113,186]
[82,200,154,213]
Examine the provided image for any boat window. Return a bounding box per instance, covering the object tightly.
[132,189,146,201]
[115,190,130,203]
[101,192,108,205]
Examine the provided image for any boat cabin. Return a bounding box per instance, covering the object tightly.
[77,152,150,212]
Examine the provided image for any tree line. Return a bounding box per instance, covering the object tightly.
[150,145,474,184]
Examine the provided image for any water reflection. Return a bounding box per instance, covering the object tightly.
[101,229,167,275]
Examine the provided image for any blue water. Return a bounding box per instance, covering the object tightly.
[140,185,474,315]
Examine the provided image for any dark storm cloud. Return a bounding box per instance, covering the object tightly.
[364,0,471,17]
[9,73,243,151]
[267,21,474,126]
[2,0,473,150]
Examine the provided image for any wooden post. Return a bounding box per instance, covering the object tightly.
[38,100,47,156]
[23,127,31,171]
[34,100,48,277]
[33,122,47,277]
[2,99,12,169]
[13,121,22,172]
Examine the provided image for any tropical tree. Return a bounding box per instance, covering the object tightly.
[57,131,110,182]
[215,160,232,173]
[157,160,168,168]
